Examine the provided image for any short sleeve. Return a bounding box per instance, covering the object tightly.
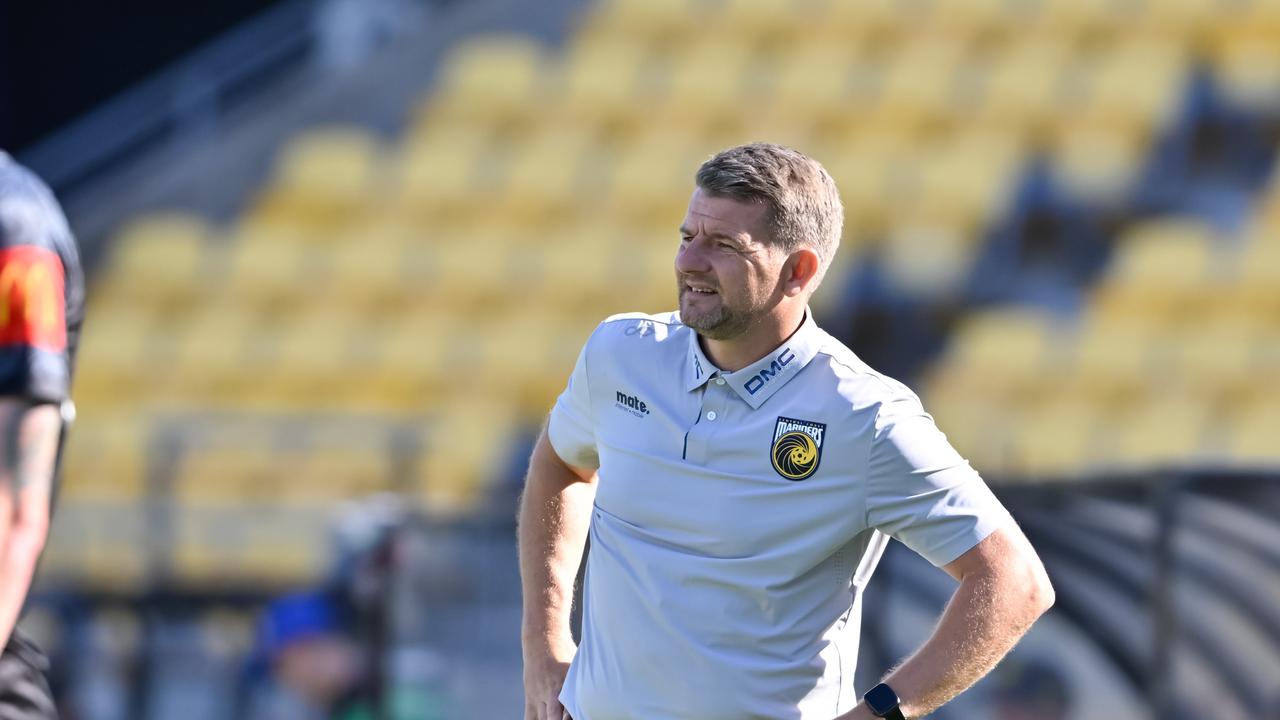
[0,193,70,404]
[547,327,600,469]
[864,395,1010,567]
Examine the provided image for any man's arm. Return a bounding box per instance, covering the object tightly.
[0,401,63,648]
[518,427,597,720]
[840,524,1054,720]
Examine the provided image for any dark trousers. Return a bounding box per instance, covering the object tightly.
[0,631,57,720]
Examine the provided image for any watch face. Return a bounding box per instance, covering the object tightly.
[864,683,899,715]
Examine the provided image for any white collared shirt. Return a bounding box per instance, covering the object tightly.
[547,310,1010,720]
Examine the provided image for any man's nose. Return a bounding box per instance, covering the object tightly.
[675,237,710,275]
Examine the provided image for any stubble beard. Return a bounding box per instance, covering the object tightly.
[678,285,759,341]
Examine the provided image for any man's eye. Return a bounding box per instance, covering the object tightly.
[718,242,736,251]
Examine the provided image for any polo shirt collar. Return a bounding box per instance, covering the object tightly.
[685,329,717,392]
[684,310,824,409]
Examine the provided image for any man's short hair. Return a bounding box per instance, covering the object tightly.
[695,143,844,276]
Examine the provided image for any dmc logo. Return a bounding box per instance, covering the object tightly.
[615,390,650,417]
[745,348,796,395]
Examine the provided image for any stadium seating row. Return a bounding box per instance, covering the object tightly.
[54,0,1280,587]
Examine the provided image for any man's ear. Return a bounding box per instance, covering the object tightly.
[782,248,823,297]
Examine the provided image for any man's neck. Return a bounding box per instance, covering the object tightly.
[700,306,807,373]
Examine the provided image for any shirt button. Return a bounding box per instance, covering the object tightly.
[706,411,718,421]
[714,378,725,386]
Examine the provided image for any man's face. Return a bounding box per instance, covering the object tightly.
[675,188,788,340]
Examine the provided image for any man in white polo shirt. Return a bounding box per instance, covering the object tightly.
[519,143,1054,720]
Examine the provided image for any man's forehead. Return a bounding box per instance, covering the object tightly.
[681,188,768,236]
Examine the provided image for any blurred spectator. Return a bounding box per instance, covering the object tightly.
[245,591,370,720]
[991,658,1070,720]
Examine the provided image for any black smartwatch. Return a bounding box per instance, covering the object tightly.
[863,683,905,720]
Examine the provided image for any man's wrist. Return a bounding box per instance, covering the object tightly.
[521,628,577,659]
[862,682,906,720]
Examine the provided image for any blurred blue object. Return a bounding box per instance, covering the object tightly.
[255,591,340,665]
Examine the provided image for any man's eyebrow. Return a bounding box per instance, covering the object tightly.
[679,226,746,244]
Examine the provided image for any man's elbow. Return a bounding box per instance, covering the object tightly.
[1023,556,1055,619]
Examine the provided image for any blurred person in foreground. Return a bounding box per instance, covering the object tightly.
[518,143,1054,720]
[0,151,84,719]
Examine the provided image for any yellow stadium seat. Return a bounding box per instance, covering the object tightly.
[497,128,598,223]
[902,132,1025,234]
[822,129,911,234]
[717,0,822,46]
[1209,28,1280,110]
[259,304,369,409]
[1222,228,1280,320]
[393,129,489,221]
[813,0,922,44]
[922,380,1013,472]
[881,221,976,298]
[940,307,1060,402]
[175,444,280,504]
[613,231,679,314]
[1048,123,1145,203]
[1093,218,1224,325]
[172,501,329,585]
[1165,319,1261,404]
[173,424,391,505]
[656,36,756,130]
[281,431,394,502]
[1064,314,1158,405]
[417,402,521,516]
[923,0,1030,40]
[61,412,149,502]
[321,225,425,312]
[975,35,1072,136]
[528,224,620,311]
[364,311,459,413]
[224,224,324,310]
[1141,0,1225,40]
[867,37,969,134]
[430,35,549,128]
[605,130,706,223]
[161,301,268,408]
[101,213,213,308]
[1034,0,1135,39]
[1069,39,1188,140]
[426,233,536,312]
[764,41,861,129]
[549,36,654,133]
[475,309,597,417]
[582,0,707,46]
[1106,395,1211,467]
[1224,403,1280,465]
[73,306,160,407]
[251,126,384,230]
[1010,398,1103,477]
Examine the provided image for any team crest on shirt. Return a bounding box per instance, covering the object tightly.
[770,416,826,481]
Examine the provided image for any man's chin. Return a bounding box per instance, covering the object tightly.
[679,308,733,339]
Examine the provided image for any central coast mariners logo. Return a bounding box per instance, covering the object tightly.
[770,416,826,481]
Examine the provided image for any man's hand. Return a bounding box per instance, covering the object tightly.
[523,637,576,720]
